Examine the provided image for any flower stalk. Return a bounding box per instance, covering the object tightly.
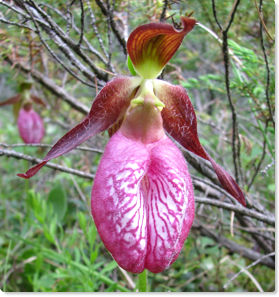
[137,270,148,292]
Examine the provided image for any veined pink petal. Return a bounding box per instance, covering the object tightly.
[91,131,194,273]
[17,108,45,144]
[17,76,141,179]
[153,79,246,206]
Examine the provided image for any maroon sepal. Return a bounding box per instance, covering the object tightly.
[154,80,246,206]
[18,76,141,179]
[0,94,21,106]
[30,95,47,107]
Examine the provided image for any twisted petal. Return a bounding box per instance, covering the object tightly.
[17,108,45,144]
[17,76,141,179]
[154,80,246,206]
[30,95,47,107]
[91,131,194,273]
[0,94,21,106]
[127,17,196,79]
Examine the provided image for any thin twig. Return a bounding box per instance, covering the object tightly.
[211,0,222,31]
[194,221,275,269]
[106,0,113,67]
[84,0,109,59]
[5,56,90,115]
[0,147,274,226]
[211,0,242,184]
[0,148,94,179]
[78,0,84,47]
[66,1,73,35]
[260,159,274,176]
[95,0,127,55]
[196,22,243,69]
[0,256,37,288]
[118,267,136,290]
[0,142,103,154]
[247,121,267,190]
[0,0,29,18]
[195,197,274,225]
[223,0,240,32]
[23,2,96,88]
[70,174,88,203]
[253,0,274,42]
[26,0,108,81]
[159,0,168,22]
[223,252,275,289]
[0,16,34,31]
[258,0,275,128]
[39,2,109,65]
[222,257,264,292]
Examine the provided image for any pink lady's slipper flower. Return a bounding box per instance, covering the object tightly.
[0,82,45,144]
[17,103,45,144]
[18,17,245,273]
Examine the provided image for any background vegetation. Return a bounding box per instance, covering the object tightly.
[0,0,275,292]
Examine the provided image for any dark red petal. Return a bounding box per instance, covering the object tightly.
[127,17,196,78]
[30,95,47,107]
[154,80,246,206]
[17,76,141,179]
[0,94,21,106]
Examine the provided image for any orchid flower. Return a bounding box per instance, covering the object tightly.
[0,82,45,144]
[17,17,245,273]
[17,103,45,144]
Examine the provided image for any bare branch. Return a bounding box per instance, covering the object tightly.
[211,0,243,184]
[22,2,96,87]
[77,0,85,48]
[25,0,108,81]
[211,0,222,31]
[253,0,274,42]
[84,0,109,60]
[195,197,274,225]
[193,221,275,269]
[247,121,267,190]
[0,148,94,179]
[0,146,273,226]
[0,142,103,154]
[5,56,90,115]
[159,0,168,22]
[258,0,275,128]
[95,0,127,55]
[224,0,240,33]
[223,251,275,288]
[0,15,34,31]
[39,2,110,66]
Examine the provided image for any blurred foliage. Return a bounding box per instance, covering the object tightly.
[0,0,275,292]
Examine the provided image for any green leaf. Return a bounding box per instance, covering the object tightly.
[101,260,118,274]
[43,224,55,244]
[47,184,67,222]
[78,212,87,235]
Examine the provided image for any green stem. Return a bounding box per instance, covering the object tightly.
[137,269,148,292]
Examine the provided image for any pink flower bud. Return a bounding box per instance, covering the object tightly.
[17,108,44,144]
